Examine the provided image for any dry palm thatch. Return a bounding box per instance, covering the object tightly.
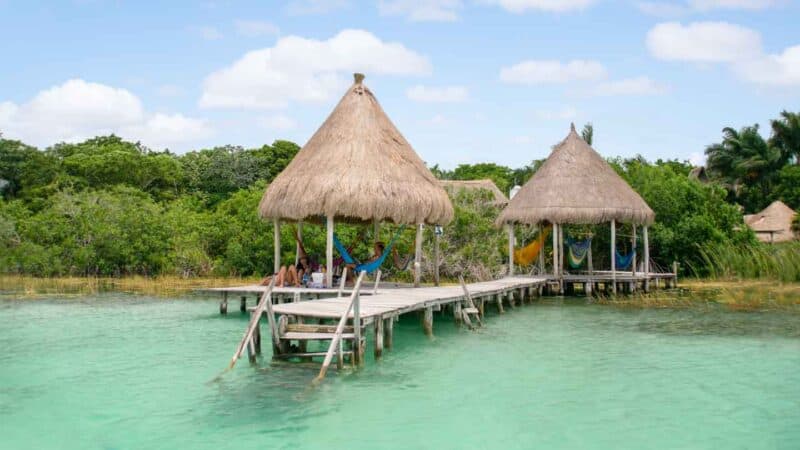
[496,124,655,226]
[744,200,797,243]
[259,74,453,225]
[440,179,509,205]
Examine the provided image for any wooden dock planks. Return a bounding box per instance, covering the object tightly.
[270,277,548,320]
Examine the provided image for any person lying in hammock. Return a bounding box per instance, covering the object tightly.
[345,241,385,281]
[260,228,315,287]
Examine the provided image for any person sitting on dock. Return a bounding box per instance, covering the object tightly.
[260,229,315,287]
[344,241,385,282]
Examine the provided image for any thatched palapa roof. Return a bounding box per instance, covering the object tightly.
[440,179,508,205]
[496,124,655,226]
[744,200,796,243]
[259,74,453,225]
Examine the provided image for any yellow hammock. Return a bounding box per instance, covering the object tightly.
[513,226,552,266]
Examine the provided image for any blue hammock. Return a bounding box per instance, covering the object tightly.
[615,249,635,269]
[333,226,406,274]
[565,237,592,269]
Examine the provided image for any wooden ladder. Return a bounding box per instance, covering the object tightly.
[314,272,367,383]
[229,276,277,369]
[458,276,482,329]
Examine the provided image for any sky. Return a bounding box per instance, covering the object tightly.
[1,0,799,169]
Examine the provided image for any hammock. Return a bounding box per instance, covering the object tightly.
[333,226,407,274]
[566,237,592,269]
[513,226,552,266]
[615,249,635,269]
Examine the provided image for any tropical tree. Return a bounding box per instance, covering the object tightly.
[770,110,800,165]
[705,125,782,211]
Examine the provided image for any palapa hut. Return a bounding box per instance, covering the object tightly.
[744,200,797,243]
[259,73,453,287]
[496,124,655,293]
[439,179,509,206]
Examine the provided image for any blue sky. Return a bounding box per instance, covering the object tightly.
[1,0,798,169]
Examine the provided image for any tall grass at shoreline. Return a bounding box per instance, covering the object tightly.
[698,241,800,282]
[0,275,261,298]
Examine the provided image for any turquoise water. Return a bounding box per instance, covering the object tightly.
[1,295,799,449]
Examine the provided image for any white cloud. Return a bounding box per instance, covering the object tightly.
[0,79,212,150]
[592,77,667,96]
[406,85,468,102]
[287,0,349,15]
[534,106,578,120]
[647,21,800,86]
[646,21,762,62]
[637,0,778,16]
[193,25,224,40]
[733,45,800,86]
[379,0,463,21]
[200,29,431,110]
[259,114,297,131]
[689,0,777,10]
[483,0,597,13]
[234,20,279,37]
[500,59,606,84]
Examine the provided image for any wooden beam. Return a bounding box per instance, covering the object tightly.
[434,227,440,287]
[295,221,302,266]
[422,306,433,336]
[631,224,638,280]
[643,226,650,292]
[326,215,334,289]
[384,317,394,350]
[414,223,423,287]
[374,316,384,360]
[552,223,559,278]
[611,219,617,295]
[273,219,281,274]
[538,224,545,275]
[507,223,514,276]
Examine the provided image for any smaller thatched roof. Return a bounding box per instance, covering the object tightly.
[440,179,508,205]
[689,166,709,183]
[496,124,655,226]
[259,74,453,225]
[744,200,797,243]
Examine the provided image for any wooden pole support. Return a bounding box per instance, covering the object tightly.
[643,226,650,293]
[273,219,281,274]
[374,317,384,360]
[422,306,433,337]
[384,317,394,350]
[220,292,228,315]
[611,219,617,295]
[414,223,423,287]
[240,296,247,313]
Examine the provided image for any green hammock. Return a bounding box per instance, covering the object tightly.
[566,237,592,269]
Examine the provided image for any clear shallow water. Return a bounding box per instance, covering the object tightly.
[1,295,799,450]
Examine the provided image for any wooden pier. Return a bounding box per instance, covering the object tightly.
[215,269,678,379]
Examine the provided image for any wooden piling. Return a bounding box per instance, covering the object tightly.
[240,296,247,313]
[374,317,384,359]
[384,317,394,350]
[422,306,433,337]
[496,293,505,313]
[220,292,228,315]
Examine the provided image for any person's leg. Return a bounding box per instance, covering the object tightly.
[287,265,300,287]
[275,266,288,286]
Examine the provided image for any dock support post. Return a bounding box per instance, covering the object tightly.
[496,293,504,313]
[253,312,262,355]
[454,299,463,325]
[353,288,362,365]
[643,226,650,292]
[326,215,334,289]
[507,222,514,276]
[274,219,281,274]
[220,292,228,314]
[422,306,433,337]
[374,317,384,360]
[384,317,394,350]
[672,261,679,288]
[559,225,565,294]
[552,223,559,281]
[611,219,617,295]
[434,226,440,286]
[631,224,637,292]
[240,296,247,313]
[414,223,423,287]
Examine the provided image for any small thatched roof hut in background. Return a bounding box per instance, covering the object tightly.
[496,124,656,293]
[439,179,508,205]
[744,200,797,243]
[689,166,709,183]
[259,73,453,287]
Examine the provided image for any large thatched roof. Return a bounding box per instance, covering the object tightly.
[259,74,453,225]
[440,179,508,205]
[496,124,655,226]
[744,200,796,243]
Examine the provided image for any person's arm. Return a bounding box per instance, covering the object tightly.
[294,226,308,259]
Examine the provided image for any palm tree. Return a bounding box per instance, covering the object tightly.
[770,110,800,165]
[705,124,782,210]
[581,123,593,146]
